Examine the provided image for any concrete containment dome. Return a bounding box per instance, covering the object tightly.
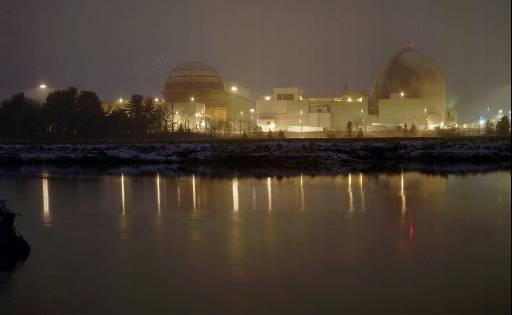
[163,62,225,106]
[370,44,446,114]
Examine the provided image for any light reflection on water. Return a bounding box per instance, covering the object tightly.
[156,173,161,215]
[348,173,353,212]
[41,173,51,227]
[267,176,272,211]
[401,171,407,219]
[120,173,126,216]
[0,171,509,314]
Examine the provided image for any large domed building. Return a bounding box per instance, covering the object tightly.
[162,62,251,131]
[370,44,448,127]
[163,62,226,106]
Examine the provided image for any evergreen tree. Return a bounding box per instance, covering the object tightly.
[410,123,417,136]
[346,121,353,137]
[485,119,495,135]
[0,93,43,138]
[125,94,146,135]
[496,116,510,136]
[76,91,105,137]
[43,87,79,136]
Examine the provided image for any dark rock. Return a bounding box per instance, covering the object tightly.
[0,201,30,271]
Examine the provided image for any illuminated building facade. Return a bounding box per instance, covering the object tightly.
[257,45,451,132]
[370,44,448,128]
[256,87,372,132]
[162,62,251,131]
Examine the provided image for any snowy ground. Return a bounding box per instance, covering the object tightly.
[0,139,509,164]
[0,139,509,176]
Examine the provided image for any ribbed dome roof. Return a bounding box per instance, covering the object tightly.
[371,45,446,108]
[163,62,225,105]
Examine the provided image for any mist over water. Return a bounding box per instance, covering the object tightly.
[0,171,510,314]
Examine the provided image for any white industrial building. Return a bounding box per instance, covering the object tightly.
[256,45,450,133]
[256,87,372,132]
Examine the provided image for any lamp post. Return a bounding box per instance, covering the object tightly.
[361,108,366,134]
[239,111,244,134]
[424,107,428,130]
[299,110,303,133]
[250,108,255,132]
[189,97,195,131]
[231,86,238,135]
[400,91,405,129]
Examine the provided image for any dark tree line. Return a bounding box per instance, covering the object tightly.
[0,88,174,140]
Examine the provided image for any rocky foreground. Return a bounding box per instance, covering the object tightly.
[0,201,30,271]
[0,138,510,170]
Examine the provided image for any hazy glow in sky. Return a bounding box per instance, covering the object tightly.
[0,0,510,121]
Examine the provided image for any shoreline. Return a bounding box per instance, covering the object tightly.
[0,162,510,178]
[0,138,509,176]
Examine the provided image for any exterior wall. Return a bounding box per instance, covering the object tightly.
[378,93,441,128]
[272,87,302,100]
[256,88,369,132]
[308,112,331,128]
[224,83,252,130]
[256,95,309,131]
[330,101,368,130]
[256,87,447,132]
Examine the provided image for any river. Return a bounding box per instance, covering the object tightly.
[0,171,510,314]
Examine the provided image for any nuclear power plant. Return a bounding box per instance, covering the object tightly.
[103,44,454,134]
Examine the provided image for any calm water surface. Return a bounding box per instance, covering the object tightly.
[0,171,510,314]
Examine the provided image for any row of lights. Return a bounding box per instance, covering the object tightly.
[118,97,165,104]
[262,94,365,102]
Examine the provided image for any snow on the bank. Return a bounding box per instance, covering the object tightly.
[0,139,509,164]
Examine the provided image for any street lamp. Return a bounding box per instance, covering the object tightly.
[361,108,366,134]
[299,110,303,132]
[400,91,405,97]
[231,86,238,92]
[424,107,428,130]
[190,97,195,102]
[239,111,244,134]
[39,84,47,89]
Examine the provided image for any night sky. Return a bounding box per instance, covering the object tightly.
[1,0,510,121]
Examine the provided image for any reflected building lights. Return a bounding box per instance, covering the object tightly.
[192,174,197,211]
[42,174,51,227]
[267,177,272,211]
[252,185,256,210]
[400,172,407,218]
[300,174,305,211]
[232,178,239,212]
[359,173,366,212]
[177,184,181,208]
[121,174,126,215]
[348,173,354,213]
[156,173,161,214]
